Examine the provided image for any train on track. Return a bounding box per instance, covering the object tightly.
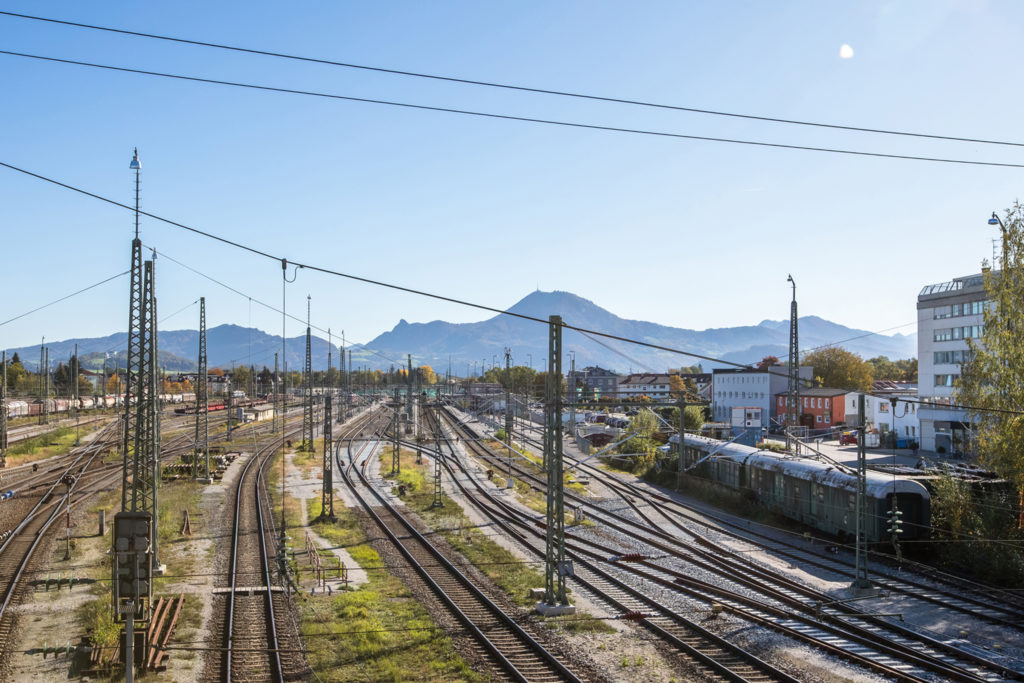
[4,393,197,418]
[173,397,268,415]
[677,433,931,543]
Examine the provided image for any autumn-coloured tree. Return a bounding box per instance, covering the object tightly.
[801,347,873,391]
[756,355,782,369]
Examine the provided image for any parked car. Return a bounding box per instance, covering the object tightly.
[839,431,859,446]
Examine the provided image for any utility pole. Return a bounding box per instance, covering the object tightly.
[73,344,80,446]
[504,347,513,489]
[851,393,871,593]
[538,315,573,615]
[40,342,48,426]
[431,403,444,508]
[406,354,413,424]
[273,353,279,433]
[121,151,144,511]
[301,296,314,452]
[568,352,576,432]
[194,298,209,482]
[676,392,686,490]
[319,395,335,521]
[134,257,161,571]
[785,274,800,451]
[391,403,401,475]
[1,350,8,468]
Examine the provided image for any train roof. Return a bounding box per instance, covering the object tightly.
[681,434,930,500]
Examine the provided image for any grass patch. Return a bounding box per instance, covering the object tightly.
[387,447,608,633]
[153,479,204,584]
[5,427,77,466]
[299,503,479,680]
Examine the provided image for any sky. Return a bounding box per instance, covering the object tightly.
[1,1,1022,363]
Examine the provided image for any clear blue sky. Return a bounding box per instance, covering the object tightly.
[1,1,1021,362]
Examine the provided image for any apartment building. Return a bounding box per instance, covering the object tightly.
[917,273,987,454]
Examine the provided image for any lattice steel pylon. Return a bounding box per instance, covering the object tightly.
[129,258,160,565]
[121,150,145,510]
[301,297,314,452]
[391,405,401,475]
[431,403,444,508]
[194,297,210,481]
[273,353,279,433]
[1,350,8,468]
[541,315,572,612]
[319,395,335,521]
[785,274,800,444]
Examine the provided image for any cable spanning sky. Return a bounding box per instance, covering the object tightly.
[0,1,1020,353]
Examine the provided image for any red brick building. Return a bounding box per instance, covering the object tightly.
[775,388,847,429]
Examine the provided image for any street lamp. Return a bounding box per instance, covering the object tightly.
[989,212,1008,269]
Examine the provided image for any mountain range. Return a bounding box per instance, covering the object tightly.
[7,291,916,374]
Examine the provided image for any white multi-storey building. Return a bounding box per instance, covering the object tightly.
[712,366,812,426]
[917,273,987,454]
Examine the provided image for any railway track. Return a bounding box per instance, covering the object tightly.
[442,406,1022,681]
[0,422,122,661]
[207,426,306,682]
[339,408,588,683]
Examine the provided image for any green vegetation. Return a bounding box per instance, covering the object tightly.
[5,427,77,466]
[927,473,1024,584]
[382,447,608,632]
[299,504,479,681]
[801,347,874,391]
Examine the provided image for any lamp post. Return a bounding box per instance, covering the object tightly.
[989,212,1008,269]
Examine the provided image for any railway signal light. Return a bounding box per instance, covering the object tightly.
[112,511,152,623]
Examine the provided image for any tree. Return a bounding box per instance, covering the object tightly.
[209,367,225,376]
[669,405,705,432]
[801,347,873,391]
[417,365,437,385]
[5,356,29,394]
[106,374,124,394]
[958,202,1024,490]
[756,355,782,369]
[630,408,660,438]
[867,356,918,382]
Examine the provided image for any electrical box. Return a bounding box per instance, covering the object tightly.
[112,511,152,623]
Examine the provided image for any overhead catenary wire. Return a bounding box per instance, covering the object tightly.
[3,10,1024,149]
[151,246,404,367]
[0,270,128,328]
[0,159,1020,416]
[3,50,1024,170]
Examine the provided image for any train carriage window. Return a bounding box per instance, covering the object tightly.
[816,485,824,503]
[848,493,855,511]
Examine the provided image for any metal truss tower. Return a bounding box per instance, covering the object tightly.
[40,344,49,426]
[301,297,314,452]
[785,275,800,443]
[1,351,7,468]
[273,353,279,433]
[319,395,335,521]
[851,394,872,591]
[431,403,444,508]
[391,404,401,475]
[130,260,160,552]
[406,354,414,421]
[541,315,571,611]
[121,150,145,509]
[194,297,210,481]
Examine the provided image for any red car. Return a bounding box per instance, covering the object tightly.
[839,431,859,446]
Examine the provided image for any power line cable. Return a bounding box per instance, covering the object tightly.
[150,246,403,366]
[3,49,1024,170]
[1,159,1020,415]
[0,271,127,328]
[2,10,1022,149]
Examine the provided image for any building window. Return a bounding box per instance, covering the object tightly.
[934,328,953,342]
[817,398,822,408]
[825,399,830,409]
[816,415,822,423]
[934,374,959,387]
[824,415,830,423]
